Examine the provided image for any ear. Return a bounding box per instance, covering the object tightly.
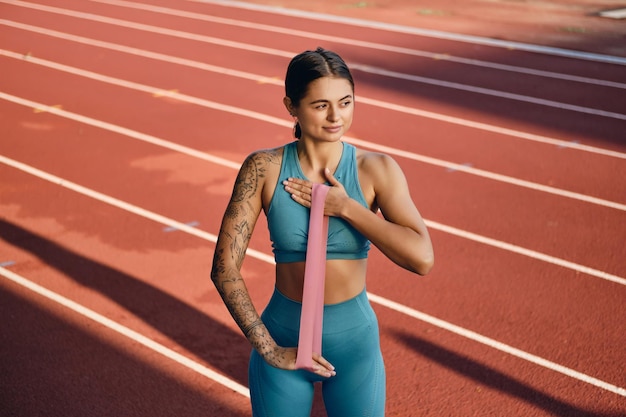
[283,96,296,116]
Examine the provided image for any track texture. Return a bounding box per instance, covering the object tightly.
[1,0,625,416]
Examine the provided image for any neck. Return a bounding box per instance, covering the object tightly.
[296,140,343,182]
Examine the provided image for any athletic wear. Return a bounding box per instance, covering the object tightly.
[249,288,386,417]
[267,141,370,263]
[252,140,385,416]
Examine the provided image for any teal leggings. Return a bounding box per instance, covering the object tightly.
[249,288,386,417]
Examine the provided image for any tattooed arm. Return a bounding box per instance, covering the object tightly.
[210,151,280,362]
[211,150,335,374]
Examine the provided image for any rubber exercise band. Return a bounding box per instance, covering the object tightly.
[295,183,330,371]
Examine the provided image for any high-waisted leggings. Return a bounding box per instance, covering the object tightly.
[248,288,386,417]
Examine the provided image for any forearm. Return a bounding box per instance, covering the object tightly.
[342,198,434,275]
[210,270,285,364]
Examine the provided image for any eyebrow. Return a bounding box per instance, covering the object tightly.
[308,94,353,105]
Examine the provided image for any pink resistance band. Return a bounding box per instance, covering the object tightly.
[295,183,331,372]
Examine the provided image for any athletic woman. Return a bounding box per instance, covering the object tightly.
[211,47,434,416]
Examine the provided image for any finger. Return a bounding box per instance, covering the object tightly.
[313,353,336,377]
[285,186,311,204]
[285,177,313,191]
[323,168,339,186]
[283,180,311,193]
[285,189,311,208]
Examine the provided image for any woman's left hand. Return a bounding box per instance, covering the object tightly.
[283,168,348,217]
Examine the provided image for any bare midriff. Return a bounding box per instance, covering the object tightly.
[275,258,368,304]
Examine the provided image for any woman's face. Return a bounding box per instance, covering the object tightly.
[289,76,354,142]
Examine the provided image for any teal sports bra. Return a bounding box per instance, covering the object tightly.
[266,141,371,263]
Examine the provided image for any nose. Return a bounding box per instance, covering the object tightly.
[327,105,340,122]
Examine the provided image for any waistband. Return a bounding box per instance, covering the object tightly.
[262,287,374,334]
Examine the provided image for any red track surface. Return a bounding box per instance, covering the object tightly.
[1,0,625,416]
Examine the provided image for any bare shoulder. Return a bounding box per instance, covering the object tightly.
[233,146,282,201]
[355,148,407,209]
[356,148,405,185]
[248,146,283,166]
[356,148,398,169]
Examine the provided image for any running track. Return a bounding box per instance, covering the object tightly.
[0,1,625,416]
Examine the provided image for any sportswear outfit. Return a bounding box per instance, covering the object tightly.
[249,141,386,416]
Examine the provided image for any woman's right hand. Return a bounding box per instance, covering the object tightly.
[263,346,336,378]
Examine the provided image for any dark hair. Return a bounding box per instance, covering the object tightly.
[285,47,354,138]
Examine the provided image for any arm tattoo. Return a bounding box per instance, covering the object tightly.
[242,319,264,337]
[231,150,280,203]
[232,154,262,202]
[210,149,283,361]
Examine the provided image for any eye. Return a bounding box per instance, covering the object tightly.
[341,100,352,107]
[315,103,327,110]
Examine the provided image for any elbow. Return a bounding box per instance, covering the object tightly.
[210,259,223,287]
[210,269,220,289]
[416,257,434,276]
[408,249,434,276]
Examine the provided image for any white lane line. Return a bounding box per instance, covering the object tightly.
[0,158,624,398]
[349,63,626,120]
[3,1,625,121]
[346,136,626,212]
[2,23,625,161]
[91,0,626,89]
[353,96,626,160]
[191,0,626,66]
[0,153,275,263]
[367,293,626,397]
[0,266,251,398]
[1,115,624,284]
[424,220,626,286]
[598,8,626,19]
[3,60,625,212]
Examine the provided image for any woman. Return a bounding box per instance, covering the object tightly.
[211,47,433,417]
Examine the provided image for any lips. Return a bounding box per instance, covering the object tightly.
[324,126,342,133]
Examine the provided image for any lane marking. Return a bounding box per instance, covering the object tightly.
[349,63,626,120]
[152,89,179,98]
[599,9,626,19]
[6,75,626,284]
[33,103,62,113]
[367,293,626,397]
[352,96,626,159]
[0,149,624,286]
[2,60,625,212]
[446,162,473,173]
[424,220,626,286]
[2,0,624,402]
[1,153,625,395]
[0,266,251,398]
[0,153,275,263]
[2,146,623,286]
[2,1,625,120]
[91,0,626,89]
[164,220,199,232]
[0,170,624,397]
[346,136,626,212]
[191,0,626,66]
[2,24,625,160]
[2,83,625,214]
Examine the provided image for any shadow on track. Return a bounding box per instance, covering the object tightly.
[0,286,248,417]
[0,219,251,389]
[392,329,624,417]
